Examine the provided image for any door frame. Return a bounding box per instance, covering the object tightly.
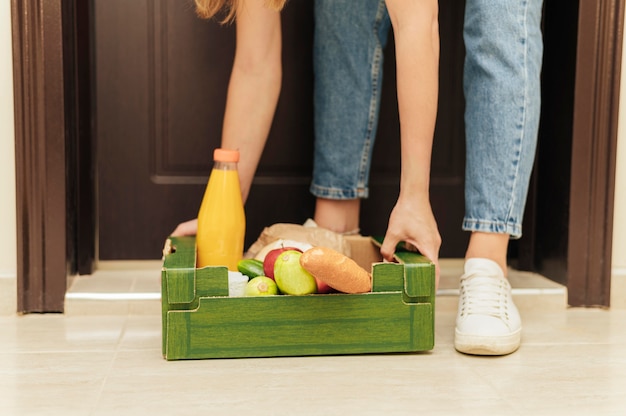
[11,0,624,312]
[567,0,623,306]
[11,0,94,312]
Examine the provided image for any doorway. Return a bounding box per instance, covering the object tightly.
[11,0,623,312]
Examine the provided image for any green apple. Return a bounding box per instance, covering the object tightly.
[273,250,317,295]
[263,246,301,279]
[244,276,279,296]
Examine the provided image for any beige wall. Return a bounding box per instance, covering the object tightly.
[0,0,17,314]
[1,0,16,273]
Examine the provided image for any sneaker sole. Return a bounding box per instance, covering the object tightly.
[454,328,522,356]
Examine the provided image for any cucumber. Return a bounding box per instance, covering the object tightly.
[237,258,265,278]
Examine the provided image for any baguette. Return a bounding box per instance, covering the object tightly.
[299,246,372,294]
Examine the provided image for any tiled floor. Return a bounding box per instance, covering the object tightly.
[1,260,625,416]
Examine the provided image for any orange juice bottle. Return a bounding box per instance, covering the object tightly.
[196,148,245,270]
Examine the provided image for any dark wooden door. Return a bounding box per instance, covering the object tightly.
[95,0,467,260]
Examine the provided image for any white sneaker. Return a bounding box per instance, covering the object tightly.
[454,258,521,355]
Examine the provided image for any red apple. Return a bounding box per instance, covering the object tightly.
[263,246,302,279]
[315,277,333,294]
[254,239,313,262]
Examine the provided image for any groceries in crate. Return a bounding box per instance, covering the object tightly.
[188,220,369,296]
[161,235,436,359]
[237,242,371,296]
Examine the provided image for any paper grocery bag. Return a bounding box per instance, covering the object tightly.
[245,222,351,260]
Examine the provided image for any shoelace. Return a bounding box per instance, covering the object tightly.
[459,275,510,320]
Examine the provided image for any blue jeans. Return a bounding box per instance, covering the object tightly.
[311,0,544,238]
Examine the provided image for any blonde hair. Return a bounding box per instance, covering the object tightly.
[194,0,288,23]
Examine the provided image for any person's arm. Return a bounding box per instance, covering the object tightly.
[222,0,282,202]
[380,0,442,285]
[172,1,281,237]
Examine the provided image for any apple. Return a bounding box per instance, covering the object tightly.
[273,250,317,295]
[244,276,279,296]
[315,277,333,294]
[254,239,313,262]
[263,246,302,279]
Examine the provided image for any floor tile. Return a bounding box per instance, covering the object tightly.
[2,261,625,416]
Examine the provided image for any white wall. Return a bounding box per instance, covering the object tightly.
[0,0,17,315]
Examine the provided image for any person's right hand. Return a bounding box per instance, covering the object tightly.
[171,218,198,237]
[379,193,441,289]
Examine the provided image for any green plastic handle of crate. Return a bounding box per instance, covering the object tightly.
[369,237,434,300]
[395,250,434,300]
[163,236,197,304]
[402,261,434,300]
[165,269,196,304]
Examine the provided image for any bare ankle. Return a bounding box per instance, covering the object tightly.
[465,232,510,276]
[313,198,360,234]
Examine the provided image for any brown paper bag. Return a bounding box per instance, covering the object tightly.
[245,222,351,259]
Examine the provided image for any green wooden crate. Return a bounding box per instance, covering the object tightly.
[161,236,435,360]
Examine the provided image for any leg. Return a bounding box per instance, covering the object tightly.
[456,0,544,355]
[314,199,361,234]
[463,0,544,252]
[311,0,391,233]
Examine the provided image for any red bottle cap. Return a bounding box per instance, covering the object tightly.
[213,148,240,163]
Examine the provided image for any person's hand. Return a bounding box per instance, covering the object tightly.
[380,194,441,288]
[171,218,198,237]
